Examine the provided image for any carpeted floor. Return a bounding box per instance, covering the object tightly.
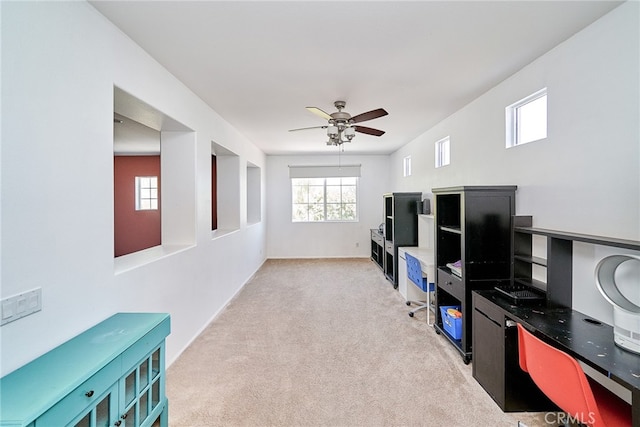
[166,258,550,426]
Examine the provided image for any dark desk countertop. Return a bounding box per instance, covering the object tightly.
[474,290,640,393]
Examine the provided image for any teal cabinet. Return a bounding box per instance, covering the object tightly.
[0,313,170,427]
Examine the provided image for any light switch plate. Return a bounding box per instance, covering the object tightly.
[1,299,15,320]
[0,288,42,326]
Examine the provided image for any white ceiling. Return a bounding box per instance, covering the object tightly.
[92,0,622,155]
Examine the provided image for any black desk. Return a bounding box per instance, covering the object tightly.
[473,290,640,427]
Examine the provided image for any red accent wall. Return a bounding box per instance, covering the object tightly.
[114,156,161,257]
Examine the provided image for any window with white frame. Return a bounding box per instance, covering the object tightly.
[435,136,450,168]
[135,176,158,210]
[506,88,547,147]
[289,164,360,223]
[403,155,412,177]
[291,177,358,222]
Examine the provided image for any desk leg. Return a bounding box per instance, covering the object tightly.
[633,388,639,427]
[426,288,432,326]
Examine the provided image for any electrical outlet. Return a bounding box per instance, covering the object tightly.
[1,288,42,326]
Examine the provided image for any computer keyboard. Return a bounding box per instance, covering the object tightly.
[494,284,544,304]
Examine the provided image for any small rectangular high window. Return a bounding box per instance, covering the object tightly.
[435,136,450,168]
[506,88,547,147]
[403,155,412,177]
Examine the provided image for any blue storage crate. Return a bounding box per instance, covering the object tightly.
[406,252,435,292]
[440,305,462,340]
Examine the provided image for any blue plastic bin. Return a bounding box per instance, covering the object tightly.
[440,305,462,340]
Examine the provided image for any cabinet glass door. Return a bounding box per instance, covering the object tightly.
[69,386,118,427]
[120,347,163,427]
[150,348,162,413]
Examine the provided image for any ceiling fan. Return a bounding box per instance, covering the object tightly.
[289,100,388,146]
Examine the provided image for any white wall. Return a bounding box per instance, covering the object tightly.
[389,2,639,323]
[266,154,391,258]
[1,1,266,376]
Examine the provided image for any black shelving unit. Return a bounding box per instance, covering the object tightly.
[370,229,384,270]
[512,217,640,308]
[382,192,422,287]
[433,186,517,363]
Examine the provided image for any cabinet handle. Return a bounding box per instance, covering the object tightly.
[85,390,94,398]
[114,421,122,426]
[121,414,128,419]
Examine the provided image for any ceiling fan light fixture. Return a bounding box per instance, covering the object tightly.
[291,101,387,148]
[327,125,339,138]
[344,127,356,140]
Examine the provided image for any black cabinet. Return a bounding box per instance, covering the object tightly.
[370,229,384,270]
[472,292,556,412]
[433,186,516,363]
[382,192,421,287]
[472,295,505,403]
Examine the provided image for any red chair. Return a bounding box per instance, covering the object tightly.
[517,323,631,427]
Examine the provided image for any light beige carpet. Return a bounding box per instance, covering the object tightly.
[166,258,550,426]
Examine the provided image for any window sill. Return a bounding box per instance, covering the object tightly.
[114,244,194,275]
[292,220,360,224]
[211,228,240,240]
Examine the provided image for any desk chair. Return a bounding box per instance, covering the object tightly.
[405,253,435,324]
[517,323,631,427]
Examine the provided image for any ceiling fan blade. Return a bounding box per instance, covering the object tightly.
[305,107,332,121]
[289,125,328,132]
[354,125,385,137]
[350,108,388,123]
